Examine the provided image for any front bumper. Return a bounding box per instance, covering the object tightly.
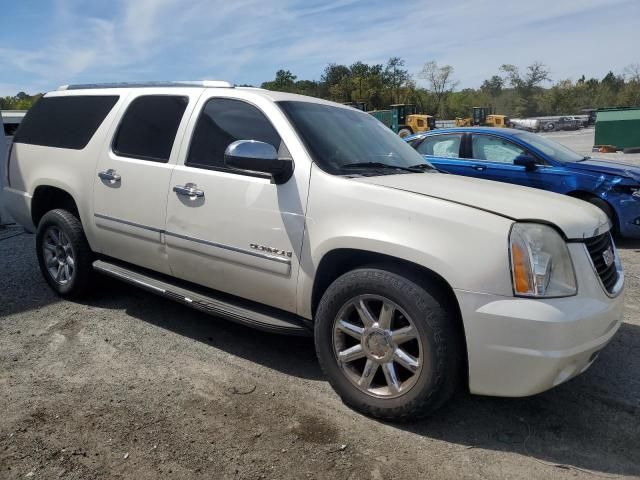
[456,242,624,397]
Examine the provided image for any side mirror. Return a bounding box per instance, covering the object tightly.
[514,155,536,171]
[224,140,293,184]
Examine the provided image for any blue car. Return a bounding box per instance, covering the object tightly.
[406,127,640,238]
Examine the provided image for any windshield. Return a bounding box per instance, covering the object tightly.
[278,101,434,174]
[514,131,584,163]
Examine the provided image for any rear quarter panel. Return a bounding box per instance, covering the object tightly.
[5,92,127,246]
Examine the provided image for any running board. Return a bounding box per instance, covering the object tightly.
[93,260,312,336]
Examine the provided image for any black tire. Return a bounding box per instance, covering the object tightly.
[586,196,618,236]
[546,122,555,131]
[36,209,94,298]
[314,268,460,421]
[398,128,412,138]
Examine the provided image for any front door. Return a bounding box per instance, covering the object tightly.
[164,94,309,312]
[92,89,199,273]
[468,133,567,192]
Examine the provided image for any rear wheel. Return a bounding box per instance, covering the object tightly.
[398,128,412,138]
[36,209,94,298]
[314,268,460,421]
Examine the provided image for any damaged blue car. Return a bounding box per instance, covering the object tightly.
[406,127,640,238]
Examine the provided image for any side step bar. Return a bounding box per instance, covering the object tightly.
[93,260,312,336]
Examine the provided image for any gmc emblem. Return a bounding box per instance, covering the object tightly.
[602,246,614,268]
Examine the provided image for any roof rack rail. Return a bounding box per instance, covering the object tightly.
[57,80,234,91]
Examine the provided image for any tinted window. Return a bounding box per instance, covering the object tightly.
[113,95,188,162]
[416,134,463,158]
[187,98,281,169]
[471,135,525,164]
[13,95,119,149]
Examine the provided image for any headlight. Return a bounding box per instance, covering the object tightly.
[509,223,577,297]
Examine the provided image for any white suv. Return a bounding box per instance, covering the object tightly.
[2,81,624,420]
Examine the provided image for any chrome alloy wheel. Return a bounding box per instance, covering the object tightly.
[42,226,75,285]
[332,295,424,398]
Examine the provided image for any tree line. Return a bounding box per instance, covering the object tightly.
[3,60,639,120]
[261,59,640,119]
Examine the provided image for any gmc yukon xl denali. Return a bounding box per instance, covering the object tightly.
[2,81,624,420]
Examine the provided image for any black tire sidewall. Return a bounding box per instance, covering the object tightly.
[36,209,93,297]
[314,268,456,419]
[587,197,617,235]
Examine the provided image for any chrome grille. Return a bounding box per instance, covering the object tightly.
[584,233,619,293]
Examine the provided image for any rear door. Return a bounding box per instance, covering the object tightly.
[92,88,200,273]
[414,133,470,176]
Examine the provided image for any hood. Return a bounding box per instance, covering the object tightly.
[564,158,640,183]
[354,173,609,240]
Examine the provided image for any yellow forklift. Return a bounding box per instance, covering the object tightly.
[369,104,436,137]
[455,106,510,128]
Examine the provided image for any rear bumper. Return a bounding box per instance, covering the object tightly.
[456,242,624,397]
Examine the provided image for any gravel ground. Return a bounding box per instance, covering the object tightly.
[1,128,640,479]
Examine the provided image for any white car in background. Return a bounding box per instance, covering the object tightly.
[2,81,624,420]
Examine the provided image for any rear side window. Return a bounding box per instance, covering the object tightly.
[187,98,281,170]
[471,135,525,164]
[13,95,119,149]
[416,134,463,158]
[113,95,188,162]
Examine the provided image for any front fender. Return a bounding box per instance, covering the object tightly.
[296,168,515,318]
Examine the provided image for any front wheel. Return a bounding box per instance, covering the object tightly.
[314,268,460,421]
[36,209,94,298]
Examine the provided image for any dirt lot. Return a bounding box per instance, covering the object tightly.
[1,129,640,479]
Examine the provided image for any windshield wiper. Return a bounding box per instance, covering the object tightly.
[407,163,437,172]
[340,162,426,173]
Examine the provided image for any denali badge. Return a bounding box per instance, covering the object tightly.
[602,246,614,268]
[250,243,293,258]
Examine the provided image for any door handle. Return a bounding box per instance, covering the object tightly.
[98,169,121,183]
[173,183,204,198]
[472,165,485,171]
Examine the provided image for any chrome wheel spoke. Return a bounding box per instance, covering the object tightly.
[382,362,401,394]
[391,325,417,345]
[336,320,363,340]
[337,344,365,363]
[378,302,394,329]
[49,229,60,245]
[66,255,75,267]
[63,264,71,282]
[355,299,376,328]
[44,243,57,253]
[394,348,419,373]
[358,359,378,389]
[55,264,63,281]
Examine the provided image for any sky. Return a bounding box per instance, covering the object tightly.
[0,0,638,96]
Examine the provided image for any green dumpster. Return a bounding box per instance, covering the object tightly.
[594,107,640,150]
